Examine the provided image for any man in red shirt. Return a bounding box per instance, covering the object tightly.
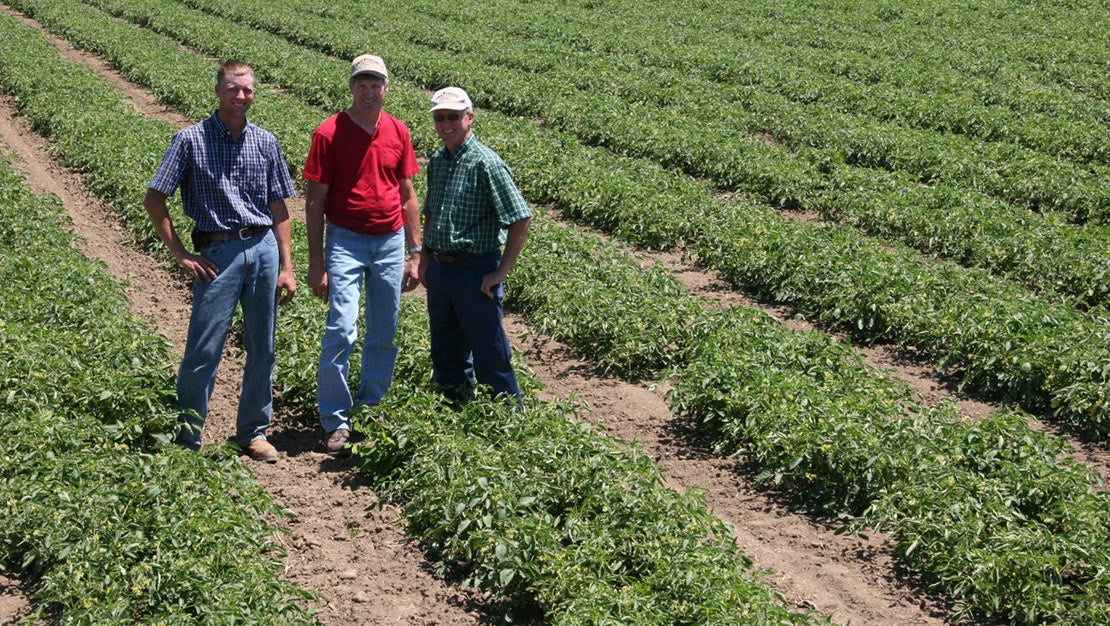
[303,54,422,456]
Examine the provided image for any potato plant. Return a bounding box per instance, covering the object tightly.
[507,218,701,378]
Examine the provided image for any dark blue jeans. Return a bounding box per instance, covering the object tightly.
[425,251,522,406]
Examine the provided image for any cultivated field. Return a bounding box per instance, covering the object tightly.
[1,0,1107,624]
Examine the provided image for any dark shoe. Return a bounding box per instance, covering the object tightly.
[324,428,351,457]
[244,438,278,463]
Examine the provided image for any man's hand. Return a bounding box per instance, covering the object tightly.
[480,269,508,299]
[417,252,430,288]
[401,254,422,292]
[276,268,297,306]
[308,263,329,301]
[179,253,219,282]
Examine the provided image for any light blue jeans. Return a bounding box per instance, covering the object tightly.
[318,223,404,433]
[176,230,279,450]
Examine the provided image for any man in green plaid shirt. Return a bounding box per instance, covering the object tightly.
[419,87,532,406]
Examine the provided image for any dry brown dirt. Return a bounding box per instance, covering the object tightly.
[2,9,1108,625]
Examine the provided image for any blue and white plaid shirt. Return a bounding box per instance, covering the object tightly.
[149,112,294,232]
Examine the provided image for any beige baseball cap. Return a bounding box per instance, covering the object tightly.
[350,54,388,81]
[429,87,473,112]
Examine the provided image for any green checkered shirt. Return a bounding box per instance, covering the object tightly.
[423,135,531,254]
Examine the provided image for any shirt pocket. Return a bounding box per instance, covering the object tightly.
[231,153,266,190]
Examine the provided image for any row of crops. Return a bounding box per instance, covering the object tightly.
[298,0,1109,217]
[2,0,1108,623]
[3,0,1102,450]
[119,0,1110,312]
[419,0,1107,164]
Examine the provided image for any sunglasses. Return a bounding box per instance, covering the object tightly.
[433,112,462,122]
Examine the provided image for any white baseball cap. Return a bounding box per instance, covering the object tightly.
[350,54,388,81]
[429,87,473,112]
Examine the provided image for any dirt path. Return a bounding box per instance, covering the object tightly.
[0,576,30,626]
[3,7,1109,625]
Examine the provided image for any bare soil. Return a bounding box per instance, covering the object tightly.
[2,9,1108,625]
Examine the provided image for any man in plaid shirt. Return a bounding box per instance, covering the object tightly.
[144,60,296,462]
[419,87,532,407]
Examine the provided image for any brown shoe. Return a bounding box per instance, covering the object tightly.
[244,438,278,463]
[324,428,351,457]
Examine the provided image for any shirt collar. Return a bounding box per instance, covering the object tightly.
[209,110,253,141]
[444,134,476,160]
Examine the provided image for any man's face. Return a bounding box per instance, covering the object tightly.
[350,76,389,112]
[433,109,472,152]
[216,72,254,121]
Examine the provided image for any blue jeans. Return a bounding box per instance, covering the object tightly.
[176,230,279,450]
[425,251,522,406]
[318,223,404,432]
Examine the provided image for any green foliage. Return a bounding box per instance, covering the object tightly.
[0,414,316,625]
[27,0,1108,437]
[509,218,700,378]
[63,0,1110,437]
[866,414,1110,624]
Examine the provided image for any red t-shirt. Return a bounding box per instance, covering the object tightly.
[303,111,420,235]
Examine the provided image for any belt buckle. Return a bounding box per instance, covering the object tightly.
[237,226,253,240]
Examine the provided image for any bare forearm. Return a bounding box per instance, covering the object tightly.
[403,199,421,249]
[269,200,295,272]
[143,187,218,282]
[498,217,532,276]
[304,182,327,268]
[143,188,188,259]
[400,178,421,250]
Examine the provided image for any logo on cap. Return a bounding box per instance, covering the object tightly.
[350,54,388,81]
[429,87,473,112]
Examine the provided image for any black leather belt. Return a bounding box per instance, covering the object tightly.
[192,225,269,248]
[430,249,483,263]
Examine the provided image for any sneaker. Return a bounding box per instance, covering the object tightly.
[244,438,278,463]
[324,428,351,457]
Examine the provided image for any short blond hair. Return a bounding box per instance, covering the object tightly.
[217,60,253,84]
